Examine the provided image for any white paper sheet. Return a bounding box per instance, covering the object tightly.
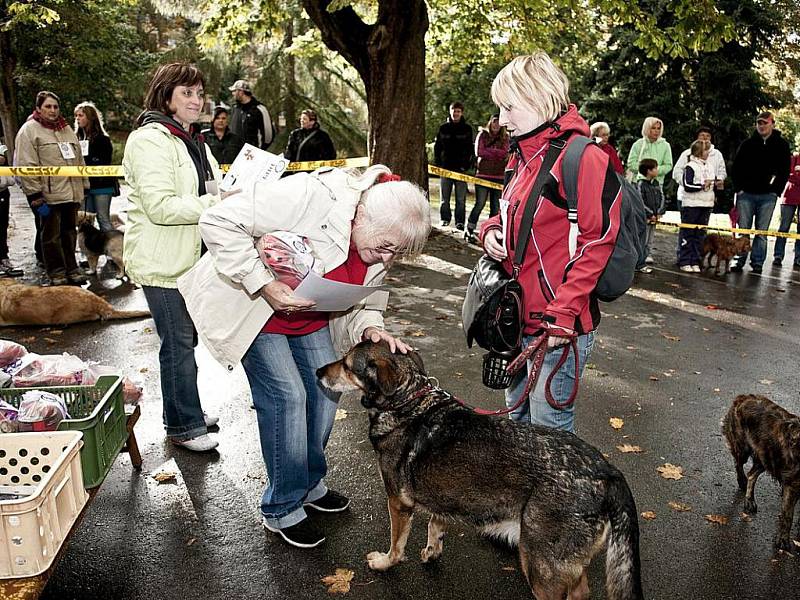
[293,271,388,312]
[220,144,289,192]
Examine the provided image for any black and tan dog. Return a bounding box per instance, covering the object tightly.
[77,212,125,279]
[317,340,643,600]
[722,394,800,553]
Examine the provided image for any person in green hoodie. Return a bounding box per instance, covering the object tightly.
[626,116,673,187]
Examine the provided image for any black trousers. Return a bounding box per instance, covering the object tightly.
[0,189,9,260]
[41,202,79,277]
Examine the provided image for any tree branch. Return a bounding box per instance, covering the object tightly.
[301,0,371,82]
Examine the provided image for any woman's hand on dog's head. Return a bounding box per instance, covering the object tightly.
[362,327,412,354]
[260,280,316,313]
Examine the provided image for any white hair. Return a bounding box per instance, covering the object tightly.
[491,52,570,123]
[351,164,431,258]
[641,116,664,139]
[590,121,610,137]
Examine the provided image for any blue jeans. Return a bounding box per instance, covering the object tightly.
[504,331,595,433]
[468,181,501,230]
[241,327,340,529]
[735,192,777,268]
[774,204,800,265]
[439,177,467,226]
[141,286,206,442]
[84,192,114,232]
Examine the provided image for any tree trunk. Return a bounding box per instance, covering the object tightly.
[0,25,19,160]
[283,13,297,131]
[301,0,429,187]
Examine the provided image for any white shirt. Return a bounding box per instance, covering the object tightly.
[673,144,726,202]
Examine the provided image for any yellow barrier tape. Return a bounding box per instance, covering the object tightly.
[285,157,370,171]
[657,220,800,240]
[428,165,504,190]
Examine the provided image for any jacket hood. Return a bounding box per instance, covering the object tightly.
[510,104,589,158]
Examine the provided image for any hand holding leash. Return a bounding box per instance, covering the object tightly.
[542,323,575,348]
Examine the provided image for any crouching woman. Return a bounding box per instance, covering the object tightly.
[178,165,430,548]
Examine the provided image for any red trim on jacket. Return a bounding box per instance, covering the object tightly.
[478,105,622,335]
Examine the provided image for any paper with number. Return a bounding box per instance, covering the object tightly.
[220,144,289,192]
[294,271,388,312]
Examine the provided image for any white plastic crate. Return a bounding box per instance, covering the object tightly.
[0,431,88,579]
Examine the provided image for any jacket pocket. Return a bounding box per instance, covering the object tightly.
[537,269,555,303]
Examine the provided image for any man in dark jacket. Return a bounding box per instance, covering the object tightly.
[731,111,791,273]
[434,102,474,229]
[228,80,274,150]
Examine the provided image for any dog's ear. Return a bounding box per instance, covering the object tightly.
[373,357,400,397]
[408,350,426,375]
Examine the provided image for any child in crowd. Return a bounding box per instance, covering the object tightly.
[677,139,715,272]
[637,158,665,273]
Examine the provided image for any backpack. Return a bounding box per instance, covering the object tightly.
[562,136,648,302]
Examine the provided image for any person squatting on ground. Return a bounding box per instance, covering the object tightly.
[590,121,624,176]
[228,79,274,150]
[626,116,673,187]
[731,111,791,274]
[74,101,117,233]
[15,90,89,286]
[774,152,800,268]
[677,140,715,273]
[123,62,227,452]
[434,101,474,230]
[636,158,665,273]
[480,52,622,433]
[0,141,23,277]
[177,165,431,549]
[465,114,509,244]
[284,109,336,164]
[202,106,244,166]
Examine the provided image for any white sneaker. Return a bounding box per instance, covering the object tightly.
[644,255,654,264]
[172,434,219,452]
[203,413,219,428]
[691,265,701,272]
[679,265,694,273]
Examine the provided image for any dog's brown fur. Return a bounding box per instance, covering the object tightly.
[703,234,751,275]
[0,279,149,326]
[722,394,800,553]
[76,212,125,278]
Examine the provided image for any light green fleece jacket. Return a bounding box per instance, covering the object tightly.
[626,137,673,185]
[122,122,222,288]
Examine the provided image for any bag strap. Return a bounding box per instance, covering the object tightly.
[512,135,570,274]
[561,135,594,259]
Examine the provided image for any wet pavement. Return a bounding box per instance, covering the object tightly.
[2,186,799,599]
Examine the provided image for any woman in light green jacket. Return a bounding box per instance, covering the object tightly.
[625,116,673,186]
[123,63,227,452]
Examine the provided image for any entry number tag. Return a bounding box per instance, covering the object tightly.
[79,140,89,156]
[58,142,76,160]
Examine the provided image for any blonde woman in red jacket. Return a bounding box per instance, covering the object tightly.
[480,53,622,433]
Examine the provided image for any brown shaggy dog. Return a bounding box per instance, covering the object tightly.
[0,279,149,326]
[703,234,752,275]
[722,394,800,553]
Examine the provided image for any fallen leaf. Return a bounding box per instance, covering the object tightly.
[609,417,624,430]
[759,379,774,385]
[693,371,701,375]
[667,283,681,288]
[500,566,516,572]
[409,330,425,337]
[454,372,463,378]
[397,319,412,325]
[435,315,449,321]
[713,388,721,393]
[49,329,63,335]
[793,540,800,548]
[657,464,684,480]
[139,367,149,373]
[19,336,35,343]
[335,409,348,421]
[626,345,636,350]
[705,304,718,310]
[44,337,58,344]
[704,514,729,525]
[152,471,177,484]
[649,375,660,381]
[660,332,681,341]
[740,513,752,522]
[641,511,657,520]
[668,501,692,512]
[321,569,355,594]
[186,538,196,546]
[143,327,154,334]
[617,444,643,453]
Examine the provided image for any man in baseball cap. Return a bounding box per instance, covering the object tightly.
[228,79,274,150]
[229,80,251,93]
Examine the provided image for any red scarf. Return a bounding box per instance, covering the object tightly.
[30,110,68,131]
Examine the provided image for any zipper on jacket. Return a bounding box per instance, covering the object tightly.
[537,269,555,303]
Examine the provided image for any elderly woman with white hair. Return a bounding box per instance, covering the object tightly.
[178,165,430,549]
[479,52,622,434]
[589,121,624,175]
[625,116,673,185]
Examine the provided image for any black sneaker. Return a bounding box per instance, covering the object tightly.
[304,489,350,513]
[440,220,450,228]
[773,257,782,266]
[455,223,465,231]
[730,265,743,273]
[263,517,325,548]
[751,265,762,274]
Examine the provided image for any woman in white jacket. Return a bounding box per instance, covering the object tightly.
[178,165,430,549]
[677,139,715,272]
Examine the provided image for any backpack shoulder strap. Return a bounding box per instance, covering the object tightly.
[562,135,593,223]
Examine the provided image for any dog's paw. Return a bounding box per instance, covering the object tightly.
[420,543,442,563]
[742,498,758,514]
[366,551,400,571]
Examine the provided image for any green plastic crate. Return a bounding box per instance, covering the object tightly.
[0,375,127,488]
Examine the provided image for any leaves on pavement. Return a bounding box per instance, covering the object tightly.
[660,332,680,341]
[657,464,684,480]
[740,512,752,522]
[335,409,348,421]
[641,511,657,520]
[668,501,692,512]
[617,444,643,453]
[609,417,624,430]
[152,471,177,484]
[704,514,729,525]
[321,569,355,594]
[759,379,774,385]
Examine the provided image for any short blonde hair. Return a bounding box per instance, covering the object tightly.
[690,139,710,158]
[590,121,610,137]
[491,52,570,123]
[352,165,431,258]
[641,116,664,139]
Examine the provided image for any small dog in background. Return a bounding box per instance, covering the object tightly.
[76,212,125,279]
[721,394,800,553]
[703,234,751,275]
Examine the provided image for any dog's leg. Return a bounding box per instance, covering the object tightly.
[87,254,99,276]
[420,515,447,563]
[367,495,414,571]
[567,569,590,600]
[743,460,765,513]
[773,485,798,553]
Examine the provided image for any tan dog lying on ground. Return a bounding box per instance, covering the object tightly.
[76,212,125,278]
[0,279,149,326]
[703,234,752,275]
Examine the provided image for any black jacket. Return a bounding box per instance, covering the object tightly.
[201,127,243,165]
[284,125,336,163]
[229,98,274,150]
[81,133,116,191]
[434,118,474,172]
[732,129,791,195]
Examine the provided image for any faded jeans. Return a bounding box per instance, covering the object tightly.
[440,177,467,227]
[84,192,114,232]
[774,204,800,265]
[735,192,777,268]
[505,331,595,433]
[467,181,501,231]
[241,327,340,529]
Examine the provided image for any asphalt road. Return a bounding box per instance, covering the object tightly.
[2,188,799,600]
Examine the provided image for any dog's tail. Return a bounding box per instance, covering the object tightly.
[604,476,644,600]
[105,309,151,321]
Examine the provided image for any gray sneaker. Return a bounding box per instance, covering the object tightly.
[0,258,23,277]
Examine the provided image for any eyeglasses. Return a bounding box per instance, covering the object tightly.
[374,242,403,257]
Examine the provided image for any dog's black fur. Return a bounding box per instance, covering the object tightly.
[77,218,125,278]
[317,340,644,600]
[722,394,800,553]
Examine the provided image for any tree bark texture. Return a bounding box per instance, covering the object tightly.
[0,25,19,159]
[301,0,429,187]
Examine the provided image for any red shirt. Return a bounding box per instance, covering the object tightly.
[262,243,369,335]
